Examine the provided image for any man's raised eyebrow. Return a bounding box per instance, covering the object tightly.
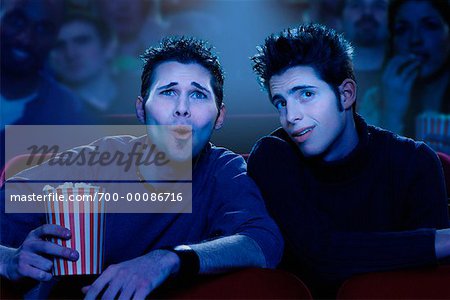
[157,82,178,90]
[289,85,317,95]
[271,94,284,103]
[192,82,211,94]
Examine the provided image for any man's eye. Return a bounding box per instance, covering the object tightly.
[160,90,175,96]
[191,91,206,99]
[301,90,314,99]
[274,100,286,110]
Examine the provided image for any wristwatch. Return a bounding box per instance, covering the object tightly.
[161,245,200,280]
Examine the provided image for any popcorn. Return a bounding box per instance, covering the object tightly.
[43,182,105,275]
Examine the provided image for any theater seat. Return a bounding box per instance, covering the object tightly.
[1,153,55,188]
[337,265,450,299]
[156,268,313,299]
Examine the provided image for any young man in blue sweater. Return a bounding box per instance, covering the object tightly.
[0,37,282,298]
[249,23,449,298]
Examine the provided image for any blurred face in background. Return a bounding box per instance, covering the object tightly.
[342,0,389,47]
[51,20,113,85]
[0,0,62,76]
[98,0,148,42]
[392,0,449,78]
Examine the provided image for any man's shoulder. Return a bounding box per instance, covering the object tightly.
[89,135,144,151]
[206,144,248,176]
[367,124,440,169]
[38,74,79,108]
[11,135,143,180]
[249,128,294,160]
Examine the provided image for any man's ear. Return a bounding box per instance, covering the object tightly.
[136,96,146,124]
[214,103,226,130]
[339,79,357,110]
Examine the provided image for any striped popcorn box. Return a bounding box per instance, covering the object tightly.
[416,113,450,154]
[43,182,106,276]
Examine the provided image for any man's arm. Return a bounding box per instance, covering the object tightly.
[191,234,266,273]
[84,151,279,300]
[83,235,266,300]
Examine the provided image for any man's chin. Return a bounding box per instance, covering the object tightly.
[166,150,192,162]
[298,144,321,158]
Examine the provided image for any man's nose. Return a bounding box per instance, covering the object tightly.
[286,101,303,124]
[173,97,191,118]
[64,43,79,60]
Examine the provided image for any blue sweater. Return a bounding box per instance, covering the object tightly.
[1,135,283,296]
[248,115,449,298]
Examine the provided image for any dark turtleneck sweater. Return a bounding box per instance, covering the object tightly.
[247,115,449,298]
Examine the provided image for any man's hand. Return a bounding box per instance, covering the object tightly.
[82,249,180,300]
[1,224,79,282]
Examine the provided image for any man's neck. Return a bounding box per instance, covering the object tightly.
[322,113,360,163]
[1,72,40,99]
[353,45,386,71]
[69,70,116,111]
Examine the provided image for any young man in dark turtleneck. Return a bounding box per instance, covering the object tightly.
[248,23,450,298]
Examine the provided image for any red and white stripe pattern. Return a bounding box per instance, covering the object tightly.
[44,184,105,276]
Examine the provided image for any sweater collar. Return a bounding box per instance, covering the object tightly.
[273,114,371,182]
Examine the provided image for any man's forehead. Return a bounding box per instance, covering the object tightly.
[153,61,213,86]
[270,66,321,89]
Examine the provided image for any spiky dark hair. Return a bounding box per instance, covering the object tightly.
[251,23,355,108]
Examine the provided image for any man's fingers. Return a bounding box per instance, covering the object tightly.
[28,240,78,261]
[101,276,125,300]
[118,282,136,300]
[27,252,53,272]
[28,224,71,240]
[19,264,52,282]
[85,267,116,300]
[133,284,152,300]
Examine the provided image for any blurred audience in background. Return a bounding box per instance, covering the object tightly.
[96,0,164,74]
[310,0,345,31]
[359,0,449,153]
[49,13,136,121]
[2,0,448,154]
[341,0,389,102]
[0,0,86,127]
[161,0,219,39]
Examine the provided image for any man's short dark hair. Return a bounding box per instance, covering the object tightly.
[251,23,356,110]
[140,36,224,109]
[61,12,113,45]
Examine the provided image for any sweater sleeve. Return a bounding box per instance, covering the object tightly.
[205,150,284,269]
[248,137,448,283]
